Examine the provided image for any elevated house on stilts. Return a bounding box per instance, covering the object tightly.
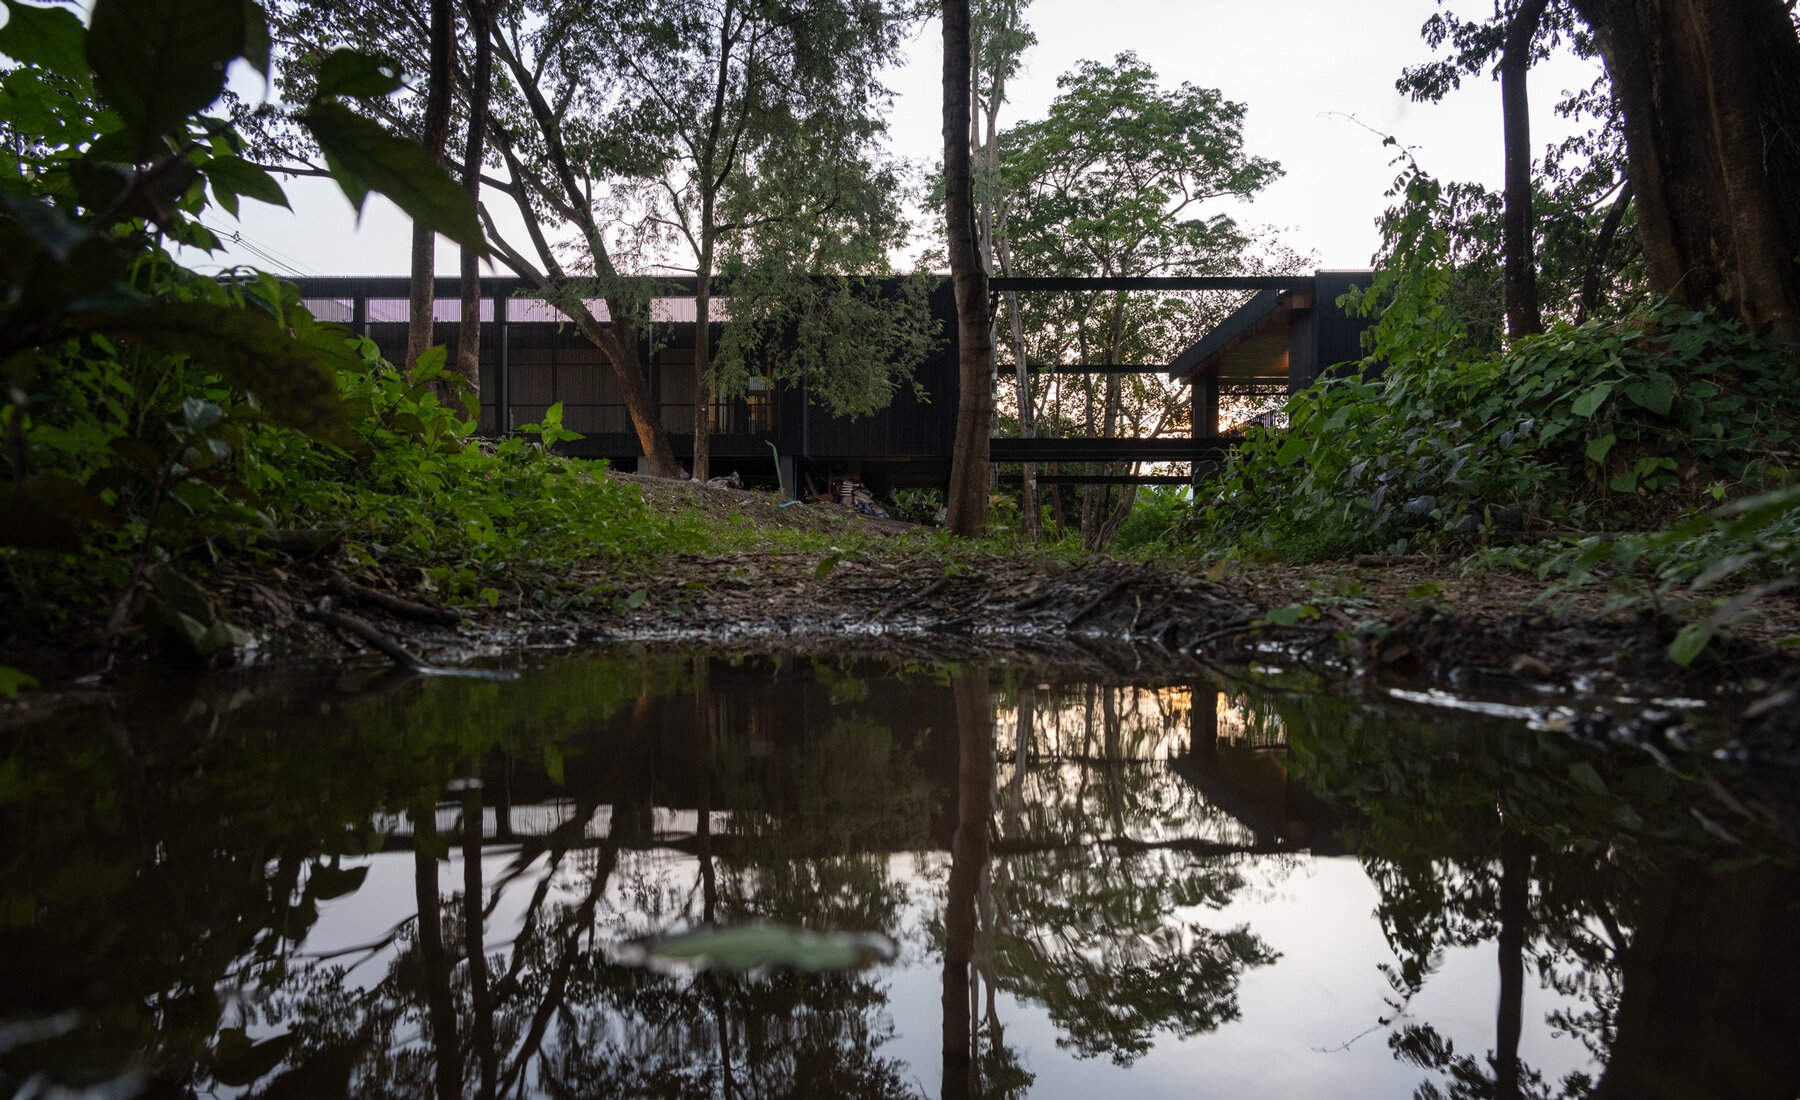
[291,270,1372,500]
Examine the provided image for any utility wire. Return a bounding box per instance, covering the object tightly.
[198,218,321,278]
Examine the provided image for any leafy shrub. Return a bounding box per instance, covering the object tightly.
[0,0,670,658]
[890,488,944,525]
[1182,165,1798,561]
[1113,485,1191,554]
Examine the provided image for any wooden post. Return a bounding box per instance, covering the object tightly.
[1194,368,1220,438]
[495,289,510,434]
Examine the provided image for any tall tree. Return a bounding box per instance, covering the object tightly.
[998,55,1282,548]
[591,0,917,480]
[1499,0,1550,339]
[943,0,994,536]
[1566,0,1800,346]
[1399,2,1640,342]
[262,0,686,474]
[404,0,455,374]
[971,0,1037,539]
[453,0,492,392]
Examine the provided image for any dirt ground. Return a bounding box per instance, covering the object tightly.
[12,472,1796,720]
[213,474,1797,704]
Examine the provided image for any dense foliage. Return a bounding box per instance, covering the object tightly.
[0,0,674,673]
[987,53,1296,549]
[1178,163,1800,658]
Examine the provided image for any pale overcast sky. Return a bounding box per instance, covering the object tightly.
[192,0,1602,279]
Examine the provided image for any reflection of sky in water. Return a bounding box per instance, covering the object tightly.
[19,653,1772,1097]
[295,841,1597,1097]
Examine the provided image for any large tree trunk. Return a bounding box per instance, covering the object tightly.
[565,305,678,473]
[461,781,498,1100]
[1592,863,1800,1099]
[1500,0,1549,341]
[1571,0,1800,346]
[412,811,462,1100]
[693,241,715,483]
[939,672,993,1100]
[455,0,492,396]
[406,0,454,372]
[943,0,994,537]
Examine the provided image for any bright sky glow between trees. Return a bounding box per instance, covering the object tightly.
[191,0,1604,279]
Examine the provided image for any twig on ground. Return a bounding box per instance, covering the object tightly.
[1067,578,1131,627]
[1181,618,1255,653]
[301,606,429,671]
[876,577,947,620]
[330,573,462,626]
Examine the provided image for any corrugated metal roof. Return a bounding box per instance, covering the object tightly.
[314,296,730,325]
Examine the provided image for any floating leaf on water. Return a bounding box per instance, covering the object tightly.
[621,923,897,973]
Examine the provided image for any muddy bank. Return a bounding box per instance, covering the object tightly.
[10,478,1799,710]
[157,540,1794,715]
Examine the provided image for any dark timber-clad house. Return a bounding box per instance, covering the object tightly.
[1169,270,1375,439]
[291,270,1371,496]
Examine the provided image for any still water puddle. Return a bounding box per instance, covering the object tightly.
[2,653,1795,1098]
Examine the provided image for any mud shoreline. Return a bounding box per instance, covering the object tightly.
[9,475,1799,725]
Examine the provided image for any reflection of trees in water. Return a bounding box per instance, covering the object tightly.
[0,658,652,1097]
[1273,687,1800,1100]
[261,656,934,1097]
[945,678,1286,1071]
[29,655,1780,1097]
[710,715,934,930]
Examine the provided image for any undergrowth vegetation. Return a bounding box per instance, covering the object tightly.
[0,0,683,673]
[1179,167,1800,660]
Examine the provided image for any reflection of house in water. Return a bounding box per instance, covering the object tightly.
[374,664,1340,858]
[1175,689,1345,854]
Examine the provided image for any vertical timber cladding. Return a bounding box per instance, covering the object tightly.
[286,274,966,482]
[792,277,959,463]
[1288,270,1377,392]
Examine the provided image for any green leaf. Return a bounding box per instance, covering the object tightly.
[73,301,351,444]
[1584,433,1616,464]
[1622,376,1675,417]
[201,156,290,212]
[195,617,254,655]
[87,0,248,160]
[541,742,565,786]
[1569,383,1612,418]
[0,0,90,84]
[1260,602,1318,626]
[1568,762,1606,795]
[637,923,896,972]
[1668,622,1712,667]
[300,100,487,255]
[238,0,270,76]
[0,665,38,699]
[314,48,403,98]
[814,550,844,579]
[408,343,447,385]
[181,396,223,433]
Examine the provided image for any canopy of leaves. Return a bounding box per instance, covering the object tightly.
[1000,52,1280,282]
